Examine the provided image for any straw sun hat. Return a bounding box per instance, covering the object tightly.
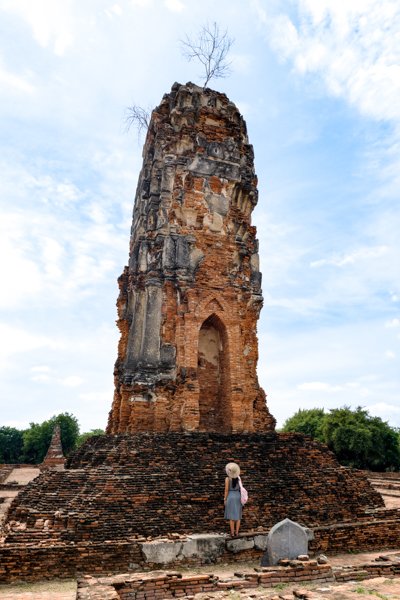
[225,462,240,478]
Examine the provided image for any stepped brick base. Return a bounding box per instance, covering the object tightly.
[0,432,398,582]
[3,432,384,545]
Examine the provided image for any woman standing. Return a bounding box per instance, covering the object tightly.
[224,462,242,537]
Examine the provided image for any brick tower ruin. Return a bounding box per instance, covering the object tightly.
[107,82,275,434]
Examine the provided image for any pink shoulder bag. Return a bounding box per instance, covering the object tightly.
[238,476,248,505]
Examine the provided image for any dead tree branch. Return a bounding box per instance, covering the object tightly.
[125,104,151,141]
[181,22,234,88]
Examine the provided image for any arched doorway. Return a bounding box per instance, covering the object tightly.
[197,314,231,431]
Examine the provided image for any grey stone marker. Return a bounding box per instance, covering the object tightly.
[261,518,309,566]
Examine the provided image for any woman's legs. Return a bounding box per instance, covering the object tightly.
[229,520,235,536]
[235,519,241,535]
[228,520,241,536]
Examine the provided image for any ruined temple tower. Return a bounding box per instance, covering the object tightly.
[2,84,393,583]
[107,82,276,434]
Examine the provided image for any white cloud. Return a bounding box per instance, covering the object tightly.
[59,375,84,387]
[0,61,35,94]
[231,53,251,74]
[0,323,63,370]
[310,246,389,268]
[31,373,51,383]
[79,391,112,403]
[385,318,400,328]
[385,350,396,360]
[1,0,75,56]
[297,381,344,392]
[30,365,51,373]
[0,158,127,309]
[106,3,123,17]
[164,0,184,12]
[267,0,400,123]
[130,0,152,6]
[368,401,400,415]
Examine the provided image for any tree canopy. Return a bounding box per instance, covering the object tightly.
[0,413,93,465]
[0,427,24,463]
[22,413,79,464]
[76,428,105,447]
[282,405,400,471]
[281,408,325,442]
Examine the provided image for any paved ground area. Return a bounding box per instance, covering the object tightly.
[3,469,40,486]
[0,468,40,525]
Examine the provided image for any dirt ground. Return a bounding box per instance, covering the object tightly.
[0,580,76,600]
[1,551,399,600]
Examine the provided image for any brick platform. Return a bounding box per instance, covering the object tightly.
[2,432,384,546]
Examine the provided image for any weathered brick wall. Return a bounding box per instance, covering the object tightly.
[0,541,143,583]
[108,82,275,435]
[311,515,400,553]
[3,432,384,545]
[1,518,400,583]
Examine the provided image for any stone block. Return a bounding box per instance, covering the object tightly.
[182,534,225,560]
[226,537,255,553]
[262,519,309,566]
[140,540,182,564]
[254,534,268,550]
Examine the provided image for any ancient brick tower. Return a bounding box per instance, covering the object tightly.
[107,82,276,434]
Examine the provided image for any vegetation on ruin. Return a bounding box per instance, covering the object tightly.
[180,21,234,88]
[282,406,400,471]
[0,414,103,464]
[126,22,233,139]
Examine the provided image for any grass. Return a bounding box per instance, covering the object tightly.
[353,586,389,600]
[273,583,289,590]
[227,592,242,600]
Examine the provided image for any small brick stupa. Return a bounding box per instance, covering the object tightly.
[107,82,275,434]
[40,424,65,471]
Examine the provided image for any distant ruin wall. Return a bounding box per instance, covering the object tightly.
[107,82,275,434]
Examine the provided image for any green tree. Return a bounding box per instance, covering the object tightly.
[0,427,24,463]
[323,406,400,471]
[22,413,79,464]
[281,408,326,442]
[282,405,400,471]
[76,428,105,447]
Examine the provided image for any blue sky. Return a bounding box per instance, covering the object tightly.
[0,0,399,433]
